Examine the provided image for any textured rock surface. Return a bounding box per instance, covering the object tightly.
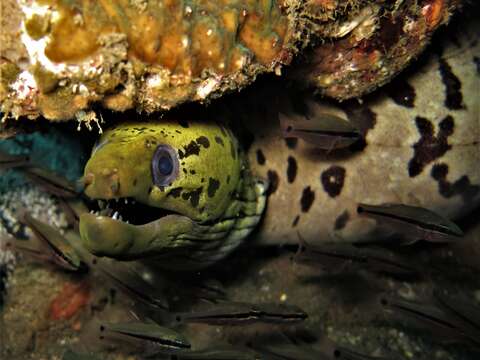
[0,0,463,124]
[299,0,462,99]
[1,0,307,121]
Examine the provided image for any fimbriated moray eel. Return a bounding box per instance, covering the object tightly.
[79,16,479,269]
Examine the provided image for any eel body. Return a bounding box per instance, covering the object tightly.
[80,16,479,265]
[246,19,479,245]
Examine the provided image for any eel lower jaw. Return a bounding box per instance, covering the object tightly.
[79,199,196,260]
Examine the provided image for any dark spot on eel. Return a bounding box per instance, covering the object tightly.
[287,156,297,183]
[266,170,279,195]
[196,136,210,148]
[439,57,465,110]
[321,166,346,198]
[431,163,480,203]
[408,115,454,177]
[215,136,224,146]
[207,178,220,198]
[182,187,202,207]
[169,187,183,198]
[300,186,315,212]
[343,100,377,137]
[179,140,201,159]
[334,210,350,230]
[256,149,266,165]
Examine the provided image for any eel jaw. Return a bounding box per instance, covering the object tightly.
[79,212,198,260]
[79,175,268,267]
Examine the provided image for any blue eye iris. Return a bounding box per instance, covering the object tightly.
[152,144,179,187]
[157,155,173,175]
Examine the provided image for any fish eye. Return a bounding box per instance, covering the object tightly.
[158,155,173,175]
[151,145,179,187]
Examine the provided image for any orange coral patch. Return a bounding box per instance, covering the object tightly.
[40,0,290,75]
[422,0,445,31]
[49,281,90,320]
[310,0,338,11]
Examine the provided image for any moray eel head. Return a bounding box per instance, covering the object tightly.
[79,120,266,268]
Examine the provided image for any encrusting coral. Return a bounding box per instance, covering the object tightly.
[0,0,462,124]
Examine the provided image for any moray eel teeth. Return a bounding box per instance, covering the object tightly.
[79,120,267,269]
[90,197,179,225]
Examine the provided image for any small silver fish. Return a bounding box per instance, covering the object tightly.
[22,166,80,198]
[57,198,88,230]
[254,340,391,360]
[2,234,53,264]
[0,150,80,197]
[175,301,307,325]
[433,291,480,346]
[279,111,361,150]
[194,279,227,300]
[357,203,464,243]
[254,343,328,360]
[0,150,30,170]
[170,347,263,360]
[380,294,480,348]
[19,212,87,272]
[100,321,190,353]
[94,258,169,311]
[295,239,418,278]
[176,278,228,303]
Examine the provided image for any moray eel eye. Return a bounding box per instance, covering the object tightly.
[151,145,178,187]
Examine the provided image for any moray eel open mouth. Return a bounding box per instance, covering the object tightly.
[90,198,179,225]
[79,120,267,268]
